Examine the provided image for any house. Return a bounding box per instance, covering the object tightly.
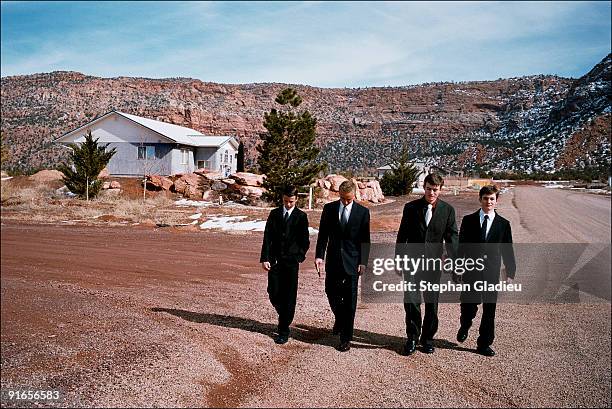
[54,110,239,177]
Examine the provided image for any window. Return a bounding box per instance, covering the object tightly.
[224,150,229,163]
[197,160,211,170]
[181,149,189,165]
[138,145,156,160]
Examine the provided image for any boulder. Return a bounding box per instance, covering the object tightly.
[109,181,121,189]
[239,185,266,198]
[366,180,385,202]
[174,173,203,195]
[29,169,64,183]
[98,167,110,179]
[102,181,111,190]
[148,175,173,190]
[325,174,348,192]
[203,190,220,202]
[230,172,265,187]
[212,181,228,191]
[316,178,330,190]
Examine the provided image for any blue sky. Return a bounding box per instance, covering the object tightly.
[1,1,610,87]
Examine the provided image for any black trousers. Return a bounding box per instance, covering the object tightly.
[403,271,441,346]
[325,271,359,343]
[460,302,497,348]
[267,260,299,336]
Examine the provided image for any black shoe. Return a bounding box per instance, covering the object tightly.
[476,346,495,357]
[332,320,341,335]
[403,340,417,356]
[274,334,288,344]
[422,344,435,354]
[338,341,351,352]
[457,327,469,343]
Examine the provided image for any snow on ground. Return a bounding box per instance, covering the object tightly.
[175,199,214,207]
[198,215,319,235]
[200,216,265,232]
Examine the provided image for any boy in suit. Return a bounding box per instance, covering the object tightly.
[456,184,516,357]
[315,180,371,352]
[260,186,310,344]
[396,173,458,355]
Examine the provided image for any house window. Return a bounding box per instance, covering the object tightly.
[181,149,189,165]
[224,150,229,163]
[138,145,157,160]
[197,160,211,170]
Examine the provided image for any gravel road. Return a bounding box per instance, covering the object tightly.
[1,186,610,407]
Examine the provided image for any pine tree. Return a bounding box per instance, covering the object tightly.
[237,141,245,172]
[57,130,116,200]
[258,88,326,204]
[380,146,421,196]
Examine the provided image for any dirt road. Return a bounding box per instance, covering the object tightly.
[1,186,610,407]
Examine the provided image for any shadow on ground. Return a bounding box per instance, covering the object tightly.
[152,307,479,355]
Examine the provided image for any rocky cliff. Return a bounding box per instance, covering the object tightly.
[1,54,609,174]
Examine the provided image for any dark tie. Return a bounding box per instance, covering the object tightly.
[283,211,289,224]
[480,215,489,242]
[340,205,348,227]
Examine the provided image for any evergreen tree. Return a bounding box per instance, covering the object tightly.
[380,146,421,196]
[57,130,116,200]
[237,141,245,172]
[258,88,326,204]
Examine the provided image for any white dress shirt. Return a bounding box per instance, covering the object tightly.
[283,206,295,220]
[339,201,353,224]
[479,208,496,239]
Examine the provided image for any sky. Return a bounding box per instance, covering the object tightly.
[1,1,610,88]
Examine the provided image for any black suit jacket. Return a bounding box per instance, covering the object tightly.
[315,200,371,276]
[458,210,516,280]
[260,206,310,265]
[396,198,458,258]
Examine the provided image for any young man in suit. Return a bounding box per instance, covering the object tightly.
[396,173,458,355]
[456,184,516,357]
[315,180,371,352]
[260,186,310,345]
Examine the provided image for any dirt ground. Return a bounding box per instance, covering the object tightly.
[1,185,610,407]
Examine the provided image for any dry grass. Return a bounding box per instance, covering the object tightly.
[1,178,189,225]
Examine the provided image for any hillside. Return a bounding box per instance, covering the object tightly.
[1,54,609,174]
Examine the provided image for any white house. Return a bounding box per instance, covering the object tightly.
[54,110,239,177]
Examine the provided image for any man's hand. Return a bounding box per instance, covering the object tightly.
[262,261,271,271]
[315,258,324,277]
[506,277,513,284]
[358,264,366,276]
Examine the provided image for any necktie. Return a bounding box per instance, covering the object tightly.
[340,205,348,227]
[425,204,433,226]
[481,215,489,242]
[283,211,289,224]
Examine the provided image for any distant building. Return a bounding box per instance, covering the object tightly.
[54,110,239,176]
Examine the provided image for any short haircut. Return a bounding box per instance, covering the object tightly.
[424,173,444,187]
[282,186,298,198]
[339,180,356,194]
[479,184,499,199]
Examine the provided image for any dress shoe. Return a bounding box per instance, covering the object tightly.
[274,334,288,344]
[403,340,417,356]
[422,344,435,354]
[476,346,496,357]
[338,341,351,352]
[332,320,341,335]
[457,327,469,343]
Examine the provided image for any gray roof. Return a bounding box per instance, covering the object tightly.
[56,110,237,148]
